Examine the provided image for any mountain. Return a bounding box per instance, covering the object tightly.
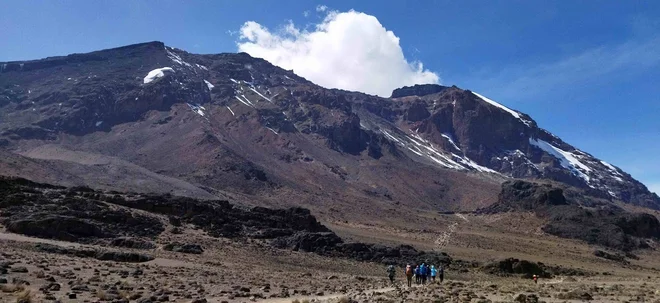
[1,41,658,220]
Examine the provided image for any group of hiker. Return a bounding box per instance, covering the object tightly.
[387,263,444,287]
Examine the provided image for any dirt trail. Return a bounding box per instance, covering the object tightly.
[435,213,469,250]
[252,286,399,303]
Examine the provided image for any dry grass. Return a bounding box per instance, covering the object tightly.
[337,297,350,303]
[291,300,301,303]
[0,284,26,293]
[118,289,131,300]
[16,289,33,303]
[96,288,108,301]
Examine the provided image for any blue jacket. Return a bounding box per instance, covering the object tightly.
[431,267,437,276]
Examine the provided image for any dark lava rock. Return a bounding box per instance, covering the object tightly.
[46,283,61,291]
[163,242,203,254]
[35,243,154,263]
[2,177,451,267]
[96,251,153,263]
[109,237,156,250]
[10,266,28,273]
[514,294,539,303]
[0,177,164,243]
[273,231,451,266]
[479,180,567,213]
[404,100,431,122]
[480,180,660,251]
[391,84,449,98]
[71,284,89,292]
[594,250,628,263]
[557,290,593,301]
[272,232,343,253]
[484,258,548,278]
[0,277,7,284]
[484,257,588,278]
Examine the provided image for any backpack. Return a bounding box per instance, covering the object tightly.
[387,265,395,274]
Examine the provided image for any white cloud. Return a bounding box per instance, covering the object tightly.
[236,10,439,97]
[316,5,328,12]
[303,10,310,17]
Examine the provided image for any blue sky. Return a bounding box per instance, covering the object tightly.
[2,0,659,194]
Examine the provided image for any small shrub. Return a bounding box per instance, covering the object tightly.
[291,300,301,303]
[16,289,33,303]
[0,284,25,293]
[96,289,108,300]
[118,290,130,299]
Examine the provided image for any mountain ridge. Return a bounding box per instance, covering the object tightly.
[0,41,658,214]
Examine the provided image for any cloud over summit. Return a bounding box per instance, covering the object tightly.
[237,10,439,97]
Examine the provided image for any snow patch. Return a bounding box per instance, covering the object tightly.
[235,96,254,108]
[166,48,192,67]
[600,160,622,175]
[529,138,591,182]
[408,133,466,170]
[266,127,278,135]
[95,121,103,127]
[381,129,498,174]
[226,106,235,116]
[230,78,238,84]
[204,80,214,90]
[187,103,205,117]
[472,92,532,127]
[143,67,174,84]
[441,133,461,151]
[249,87,272,102]
[195,64,208,70]
[452,154,499,173]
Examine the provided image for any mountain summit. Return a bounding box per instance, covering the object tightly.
[1,41,658,216]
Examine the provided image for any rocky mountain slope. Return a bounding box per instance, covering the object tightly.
[0,41,658,216]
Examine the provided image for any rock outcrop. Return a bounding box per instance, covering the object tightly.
[480,180,660,251]
[0,177,451,266]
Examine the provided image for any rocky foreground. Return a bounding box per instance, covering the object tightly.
[1,177,660,302]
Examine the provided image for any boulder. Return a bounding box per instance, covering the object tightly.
[163,243,204,254]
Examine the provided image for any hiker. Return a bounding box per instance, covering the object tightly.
[430,265,437,282]
[414,265,420,284]
[420,263,427,284]
[405,264,413,287]
[438,265,444,283]
[425,264,431,282]
[387,264,395,284]
[533,274,538,284]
